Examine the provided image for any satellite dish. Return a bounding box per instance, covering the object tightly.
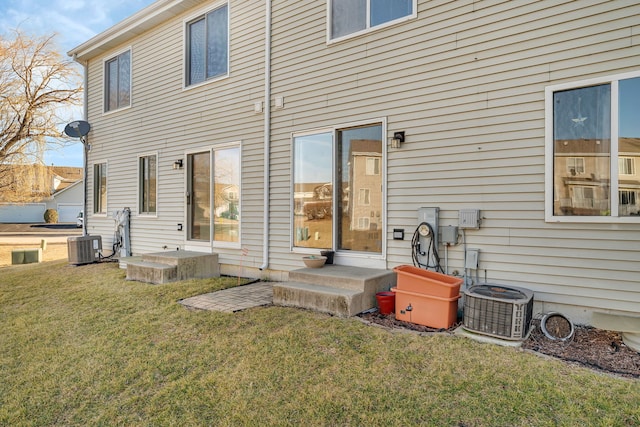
[64,120,91,138]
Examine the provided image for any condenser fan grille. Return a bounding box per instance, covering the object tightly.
[472,285,527,300]
[463,284,534,340]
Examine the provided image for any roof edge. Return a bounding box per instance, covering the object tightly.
[67,0,195,61]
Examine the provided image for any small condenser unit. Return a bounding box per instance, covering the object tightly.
[67,235,102,265]
[463,284,534,340]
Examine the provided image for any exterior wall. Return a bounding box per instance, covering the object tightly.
[77,0,640,322]
[83,0,266,268]
[268,0,640,321]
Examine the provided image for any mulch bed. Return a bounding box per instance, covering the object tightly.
[359,312,640,379]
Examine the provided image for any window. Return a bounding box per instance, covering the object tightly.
[546,71,640,220]
[619,157,634,175]
[358,217,370,230]
[93,163,107,214]
[359,188,370,205]
[186,4,229,86]
[329,0,415,40]
[366,157,380,175]
[187,152,210,241]
[213,145,240,243]
[619,190,636,206]
[566,157,585,175]
[104,50,131,112]
[139,155,157,214]
[187,144,241,244]
[292,121,384,254]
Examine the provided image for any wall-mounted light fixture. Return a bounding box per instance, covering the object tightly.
[390,131,405,149]
[173,159,183,170]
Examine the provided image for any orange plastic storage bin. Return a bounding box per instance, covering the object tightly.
[393,265,462,298]
[392,287,460,329]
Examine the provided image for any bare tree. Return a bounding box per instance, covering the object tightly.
[0,30,82,202]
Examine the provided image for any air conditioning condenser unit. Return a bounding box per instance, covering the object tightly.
[67,235,102,265]
[463,284,534,340]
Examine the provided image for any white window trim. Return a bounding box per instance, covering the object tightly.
[182,0,230,91]
[183,142,242,250]
[92,160,108,217]
[137,152,158,217]
[545,69,640,223]
[102,46,132,115]
[289,117,388,262]
[326,0,417,44]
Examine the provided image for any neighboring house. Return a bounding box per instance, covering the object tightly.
[68,0,640,324]
[0,166,83,223]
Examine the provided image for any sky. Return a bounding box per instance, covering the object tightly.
[0,0,157,167]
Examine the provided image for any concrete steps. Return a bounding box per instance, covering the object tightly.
[273,265,396,317]
[125,250,220,284]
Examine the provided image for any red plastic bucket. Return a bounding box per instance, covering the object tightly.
[376,291,396,315]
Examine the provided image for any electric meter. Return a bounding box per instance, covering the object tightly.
[418,223,430,237]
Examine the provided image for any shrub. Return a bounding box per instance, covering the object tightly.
[44,209,58,224]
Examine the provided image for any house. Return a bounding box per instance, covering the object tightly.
[68,1,640,328]
[0,165,83,223]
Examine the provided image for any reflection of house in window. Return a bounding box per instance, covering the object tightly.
[553,139,611,216]
[618,139,640,215]
[572,186,595,209]
[349,139,382,230]
[294,182,332,220]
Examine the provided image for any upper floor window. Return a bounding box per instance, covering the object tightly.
[366,157,380,175]
[104,50,131,112]
[329,0,416,41]
[186,3,229,86]
[546,71,640,221]
[566,157,585,175]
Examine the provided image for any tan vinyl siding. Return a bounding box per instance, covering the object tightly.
[84,0,265,268]
[269,0,640,315]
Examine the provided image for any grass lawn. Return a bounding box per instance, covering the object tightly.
[1,261,639,426]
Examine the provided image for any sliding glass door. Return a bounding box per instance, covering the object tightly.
[292,123,383,255]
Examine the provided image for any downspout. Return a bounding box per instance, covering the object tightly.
[259,0,271,270]
[73,53,89,237]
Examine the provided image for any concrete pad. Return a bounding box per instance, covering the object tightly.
[276,265,396,316]
[126,261,177,284]
[592,312,640,352]
[592,312,640,332]
[143,251,220,280]
[273,281,364,317]
[454,326,525,348]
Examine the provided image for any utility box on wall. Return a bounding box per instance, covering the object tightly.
[459,209,481,229]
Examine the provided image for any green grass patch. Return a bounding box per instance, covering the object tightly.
[1,261,639,426]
